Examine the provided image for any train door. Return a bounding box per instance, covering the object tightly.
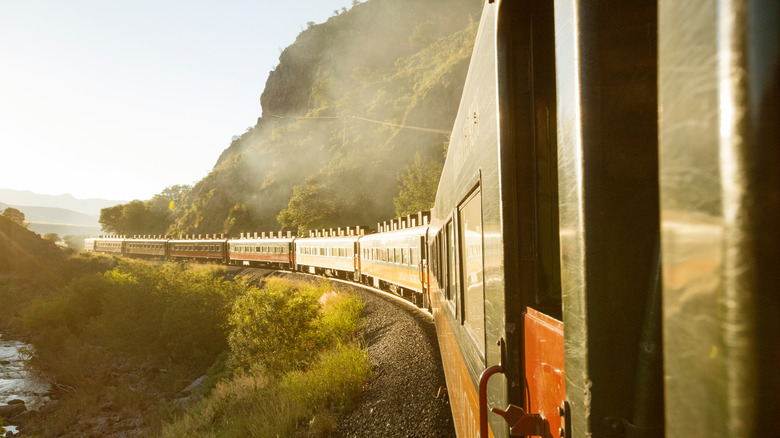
[353,241,360,280]
[555,2,662,437]
[481,1,565,437]
[419,234,429,309]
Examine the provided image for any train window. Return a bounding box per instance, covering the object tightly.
[410,248,417,265]
[338,248,344,257]
[446,220,457,303]
[459,188,485,355]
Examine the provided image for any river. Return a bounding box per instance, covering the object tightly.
[0,334,50,436]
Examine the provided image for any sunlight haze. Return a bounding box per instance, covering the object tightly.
[0,0,356,201]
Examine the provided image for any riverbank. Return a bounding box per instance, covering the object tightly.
[0,335,51,437]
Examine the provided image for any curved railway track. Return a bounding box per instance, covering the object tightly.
[248,269,455,437]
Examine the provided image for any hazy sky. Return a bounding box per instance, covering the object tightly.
[0,0,357,201]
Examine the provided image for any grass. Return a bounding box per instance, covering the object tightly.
[161,344,371,438]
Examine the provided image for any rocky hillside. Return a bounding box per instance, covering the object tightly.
[104,0,483,236]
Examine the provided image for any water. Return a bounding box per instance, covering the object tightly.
[0,334,50,435]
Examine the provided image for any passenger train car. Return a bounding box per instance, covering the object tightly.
[227,232,295,270]
[87,0,778,436]
[168,237,227,264]
[294,231,360,280]
[359,217,429,308]
[428,1,778,437]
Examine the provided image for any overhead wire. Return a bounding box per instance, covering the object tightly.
[265,114,450,135]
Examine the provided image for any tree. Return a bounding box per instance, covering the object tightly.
[393,152,443,217]
[43,233,61,243]
[409,20,438,49]
[150,184,191,211]
[277,176,340,235]
[2,207,27,228]
[99,204,125,234]
[223,203,253,236]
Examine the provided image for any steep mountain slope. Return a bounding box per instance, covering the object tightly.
[103,0,482,236]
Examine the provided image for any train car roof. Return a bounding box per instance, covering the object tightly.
[227,237,295,244]
[295,235,360,245]
[168,238,227,243]
[360,225,428,242]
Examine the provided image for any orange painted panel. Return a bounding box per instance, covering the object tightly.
[431,282,494,438]
[362,260,422,292]
[523,307,565,436]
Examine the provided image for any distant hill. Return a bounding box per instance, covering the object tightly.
[0,189,125,216]
[0,201,102,238]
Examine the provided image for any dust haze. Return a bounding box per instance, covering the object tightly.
[164,0,482,237]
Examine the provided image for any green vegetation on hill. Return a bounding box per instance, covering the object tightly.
[100,0,482,236]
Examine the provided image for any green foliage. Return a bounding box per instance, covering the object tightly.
[98,185,190,236]
[161,278,369,438]
[394,150,443,216]
[20,260,243,387]
[161,344,371,438]
[228,277,328,375]
[2,206,27,228]
[277,176,340,234]
[43,232,61,243]
[0,214,66,289]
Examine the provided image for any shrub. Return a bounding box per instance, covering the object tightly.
[160,343,371,438]
[227,277,325,375]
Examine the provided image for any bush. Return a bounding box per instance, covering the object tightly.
[161,277,369,437]
[21,260,245,387]
[227,277,327,375]
[161,344,371,438]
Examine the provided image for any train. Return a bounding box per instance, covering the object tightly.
[87,0,780,436]
[85,217,433,308]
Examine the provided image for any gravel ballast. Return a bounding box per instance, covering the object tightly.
[325,278,456,437]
